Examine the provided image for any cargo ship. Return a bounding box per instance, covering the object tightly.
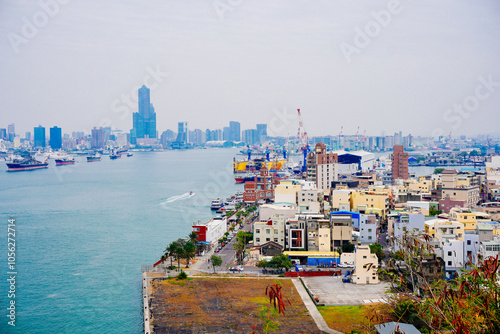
[55,156,75,166]
[87,154,101,162]
[109,153,121,160]
[6,158,49,172]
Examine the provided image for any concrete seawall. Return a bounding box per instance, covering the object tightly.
[143,272,151,334]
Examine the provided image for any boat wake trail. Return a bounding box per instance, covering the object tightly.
[160,192,195,206]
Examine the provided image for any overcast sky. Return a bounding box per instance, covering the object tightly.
[1,0,499,138]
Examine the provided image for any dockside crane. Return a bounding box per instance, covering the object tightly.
[297,108,310,172]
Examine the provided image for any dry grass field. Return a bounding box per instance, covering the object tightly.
[149,277,322,334]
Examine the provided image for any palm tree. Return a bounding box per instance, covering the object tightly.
[183,241,196,268]
[165,242,179,268]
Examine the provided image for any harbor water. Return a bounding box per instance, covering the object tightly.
[0,149,241,333]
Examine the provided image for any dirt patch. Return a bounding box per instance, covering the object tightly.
[149,277,322,334]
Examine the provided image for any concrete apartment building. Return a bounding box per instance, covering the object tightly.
[298,188,323,212]
[331,189,352,211]
[243,167,276,203]
[306,142,338,190]
[352,245,379,284]
[253,214,287,248]
[274,180,301,204]
[392,145,409,183]
[351,191,390,220]
[359,214,377,244]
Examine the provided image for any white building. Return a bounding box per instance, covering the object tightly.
[259,203,299,221]
[192,216,228,246]
[253,214,287,248]
[359,214,378,244]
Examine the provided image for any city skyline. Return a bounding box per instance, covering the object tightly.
[1,1,499,137]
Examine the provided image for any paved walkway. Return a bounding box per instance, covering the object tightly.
[291,278,342,334]
[302,276,390,305]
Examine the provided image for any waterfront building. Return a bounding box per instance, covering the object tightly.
[176,122,188,144]
[391,145,408,183]
[49,126,62,150]
[34,125,46,148]
[243,167,275,203]
[191,216,228,246]
[229,121,240,142]
[91,127,105,149]
[132,85,157,143]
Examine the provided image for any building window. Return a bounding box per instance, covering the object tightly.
[363,256,367,259]
[256,238,260,242]
[274,238,278,242]
[266,238,270,242]
[467,240,471,245]
[448,261,452,266]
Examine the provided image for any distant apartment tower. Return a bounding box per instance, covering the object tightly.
[91,127,105,149]
[306,142,338,190]
[25,132,31,142]
[256,124,267,144]
[229,121,240,142]
[223,127,230,141]
[34,125,46,148]
[176,122,188,143]
[49,126,62,150]
[132,85,157,143]
[0,128,6,140]
[243,129,258,146]
[7,123,15,142]
[392,145,409,182]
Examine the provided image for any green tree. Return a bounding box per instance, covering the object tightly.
[183,241,196,268]
[164,242,179,268]
[233,231,253,264]
[369,243,385,262]
[257,259,271,269]
[269,254,293,272]
[341,242,355,253]
[173,238,186,271]
[210,255,222,273]
[429,206,442,217]
[433,168,445,174]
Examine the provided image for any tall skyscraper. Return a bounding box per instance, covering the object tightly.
[7,123,15,142]
[223,127,230,141]
[25,132,31,142]
[229,121,240,142]
[132,85,157,142]
[392,145,409,183]
[34,125,46,148]
[256,124,267,144]
[176,122,188,144]
[0,129,6,140]
[91,127,105,149]
[49,126,62,150]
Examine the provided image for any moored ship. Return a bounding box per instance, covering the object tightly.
[87,154,101,162]
[6,158,49,172]
[55,156,75,166]
[109,153,121,159]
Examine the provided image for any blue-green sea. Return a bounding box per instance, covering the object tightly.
[0,149,242,333]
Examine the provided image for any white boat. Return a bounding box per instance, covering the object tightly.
[210,198,223,210]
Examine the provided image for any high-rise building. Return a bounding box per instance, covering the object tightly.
[34,125,46,148]
[243,129,257,146]
[49,126,62,150]
[392,145,409,183]
[132,85,157,142]
[223,127,230,141]
[176,122,188,144]
[256,124,267,144]
[0,128,6,140]
[306,142,338,190]
[91,127,105,149]
[7,123,15,142]
[229,121,240,142]
[25,132,31,142]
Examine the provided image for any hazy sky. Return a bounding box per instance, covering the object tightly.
[1,0,499,137]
